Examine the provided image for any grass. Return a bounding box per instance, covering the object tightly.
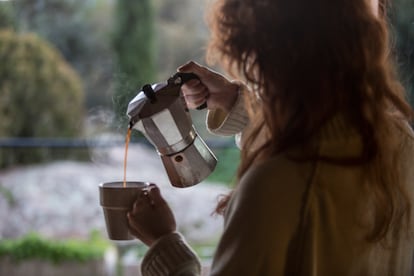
[0,231,110,264]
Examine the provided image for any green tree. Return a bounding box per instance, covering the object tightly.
[0,30,84,167]
[112,0,156,127]
[0,1,16,30]
[12,0,115,109]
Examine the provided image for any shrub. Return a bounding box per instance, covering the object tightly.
[0,30,85,167]
[0,232,109,264]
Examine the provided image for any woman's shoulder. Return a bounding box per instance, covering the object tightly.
[241,154,313,185]
[235,154,314,207]
[225,155,312,245]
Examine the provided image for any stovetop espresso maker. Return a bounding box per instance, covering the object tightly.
[127,72,217,188]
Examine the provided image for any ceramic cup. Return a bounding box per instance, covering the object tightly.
[99,181,149,240]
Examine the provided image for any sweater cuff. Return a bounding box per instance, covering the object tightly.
[141,232,201,276]
[206,81,249,136]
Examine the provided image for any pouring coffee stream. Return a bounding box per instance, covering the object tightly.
[126,72,217,188]
[123,127,132,188]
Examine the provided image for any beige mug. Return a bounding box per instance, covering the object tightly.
[99,181,149,240]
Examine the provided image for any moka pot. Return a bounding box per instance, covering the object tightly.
[126,72,217,188]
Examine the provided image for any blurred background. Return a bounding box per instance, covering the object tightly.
[0,0,412,275]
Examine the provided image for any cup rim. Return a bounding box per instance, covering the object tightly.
[99,181,150,188]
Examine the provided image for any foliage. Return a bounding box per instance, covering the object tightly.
[112,0,156,127]
[207,146,240,185]
[0,1,16,30]
[10,0,115,109]
[5,0,209,114]
[0,30,84,167]
[0,183,15,207]
[191,242,217,260]
[152,0,209,79]
[0,232,109,264]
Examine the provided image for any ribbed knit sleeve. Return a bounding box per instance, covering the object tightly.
[206,81,249,136]
[141,232,201,276]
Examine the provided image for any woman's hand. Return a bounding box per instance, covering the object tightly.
[127,184,176,247]
[178,61,239,112]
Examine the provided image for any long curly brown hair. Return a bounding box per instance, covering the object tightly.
[206,0,413,242]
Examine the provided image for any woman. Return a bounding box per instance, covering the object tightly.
[127,0,414,275]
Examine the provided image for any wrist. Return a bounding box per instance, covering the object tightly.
[142,232,201,276]
[221,80,241,112]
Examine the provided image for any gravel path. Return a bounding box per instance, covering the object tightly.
[0,143,228,243]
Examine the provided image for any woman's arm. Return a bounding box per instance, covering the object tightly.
[206,80,249,137]
[140,232,201,276]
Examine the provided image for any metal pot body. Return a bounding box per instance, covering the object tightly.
[131,95,217,187]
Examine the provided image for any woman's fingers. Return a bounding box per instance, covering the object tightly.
[127,184,177,246]
[178,61,239,112]
[132,189,152,212]
[127,213,152,245]
[181,79,209,108]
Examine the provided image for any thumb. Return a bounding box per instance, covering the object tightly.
[148,184,166,205]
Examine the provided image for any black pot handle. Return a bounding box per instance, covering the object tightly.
[169,72,207,110]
